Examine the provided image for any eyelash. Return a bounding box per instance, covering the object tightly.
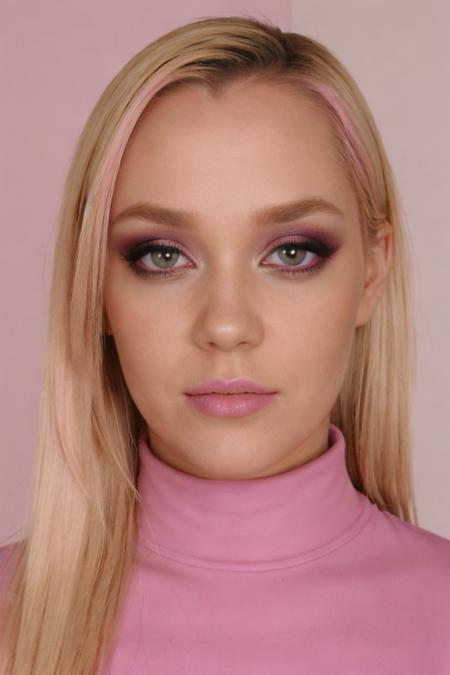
[119,235,337,280]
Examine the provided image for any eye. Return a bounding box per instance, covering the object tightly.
[261,236,336,277]
[120,239,191,278]
[119,235,338,279]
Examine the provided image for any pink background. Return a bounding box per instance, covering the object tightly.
[1,1,449,542]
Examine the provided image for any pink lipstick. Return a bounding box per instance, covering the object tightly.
[184,378,279,418]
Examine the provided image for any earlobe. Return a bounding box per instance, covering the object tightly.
[355,221,393,328]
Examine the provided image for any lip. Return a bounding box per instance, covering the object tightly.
[184,378,279,418]
[185,391,279,418]
[185,378,277,395]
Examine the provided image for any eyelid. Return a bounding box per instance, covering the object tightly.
[119,233,338,282]
[119,226,338,258]
[125,237,192,261]
[121,234,318,268]
[118,218,338,244]
[118,234,202,265]
[261,232,329,255]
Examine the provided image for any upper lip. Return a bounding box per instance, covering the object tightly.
[185,378,277,395]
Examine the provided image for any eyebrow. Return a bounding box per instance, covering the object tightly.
[110,196,344,229]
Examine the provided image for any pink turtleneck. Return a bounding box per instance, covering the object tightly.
[1,424,450,673]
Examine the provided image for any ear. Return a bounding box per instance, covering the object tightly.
[355,221,393,328]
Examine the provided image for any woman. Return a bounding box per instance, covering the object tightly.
[1,15,449,675]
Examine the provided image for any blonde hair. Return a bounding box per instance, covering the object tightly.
[0,15,418,674]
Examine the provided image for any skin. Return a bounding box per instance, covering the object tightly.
[103,77,392,480]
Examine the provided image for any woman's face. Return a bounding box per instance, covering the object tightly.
[104,78,392,479]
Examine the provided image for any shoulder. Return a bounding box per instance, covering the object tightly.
[367,504,450,573]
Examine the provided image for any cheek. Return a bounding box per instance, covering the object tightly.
[308,248,364,379]
[104,276,190,424]
[104,260,176,353]
[109,321,179,426]
[277,277,360,402]
[106,302,176,370]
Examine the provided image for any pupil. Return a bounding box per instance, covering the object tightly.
[280,244,305,265]
[152,249,178,268]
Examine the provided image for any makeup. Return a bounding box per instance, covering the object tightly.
[117,226,341,280]
[184,391,279,417]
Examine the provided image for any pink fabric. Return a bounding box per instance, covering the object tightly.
[103,423,450,673]
[1,424,449,672]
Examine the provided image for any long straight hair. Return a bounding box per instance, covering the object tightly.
[0,15,418,674]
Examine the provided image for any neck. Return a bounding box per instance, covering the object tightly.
[135,423,372,572]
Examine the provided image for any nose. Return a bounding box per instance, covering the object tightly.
[191,273,264,352]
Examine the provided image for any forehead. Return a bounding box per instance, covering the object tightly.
[110,79,358,224]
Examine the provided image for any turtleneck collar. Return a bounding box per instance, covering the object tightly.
[136,423,373,572]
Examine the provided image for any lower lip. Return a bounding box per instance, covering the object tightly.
[184,392,278,417]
